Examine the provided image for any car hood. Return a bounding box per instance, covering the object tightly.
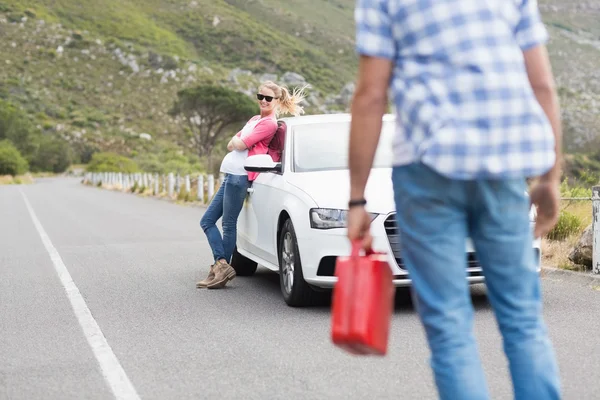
[286,168,395,214]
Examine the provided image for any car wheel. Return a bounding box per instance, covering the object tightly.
[279,219,319,307]
[231,246,258,276]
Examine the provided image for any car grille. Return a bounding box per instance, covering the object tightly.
[384,213,481,272]
[384,214,403,267]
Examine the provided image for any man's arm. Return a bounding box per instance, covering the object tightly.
[523,44,563,238]
[349,56,394,202]
[515,0,561,181]
[523,45,562,181]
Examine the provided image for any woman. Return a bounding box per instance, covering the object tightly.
[197,81,308,289]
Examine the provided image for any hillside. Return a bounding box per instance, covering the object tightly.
[0,0,599,175]
[0,0,357,91]
[539,1,600,152]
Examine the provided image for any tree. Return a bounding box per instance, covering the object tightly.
[169,85,257,172]
[0,140,28,176]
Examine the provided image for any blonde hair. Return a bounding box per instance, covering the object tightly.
[259,81,309,117]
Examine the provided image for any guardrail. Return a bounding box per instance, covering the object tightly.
[82,172,224,205]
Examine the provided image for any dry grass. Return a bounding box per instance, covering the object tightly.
[541,236,583,271]
[560,199,593,228]
[542,199,594,270]
[0,174,35,185]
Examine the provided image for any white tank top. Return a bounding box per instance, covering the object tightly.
[219,117,263,176]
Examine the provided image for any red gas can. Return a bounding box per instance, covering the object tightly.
[331,241,396,356]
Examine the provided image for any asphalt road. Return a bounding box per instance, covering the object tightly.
[2,177,600,400]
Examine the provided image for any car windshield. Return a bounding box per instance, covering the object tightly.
[292,120,395,172]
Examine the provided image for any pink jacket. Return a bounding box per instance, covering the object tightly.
[235,115,278,181]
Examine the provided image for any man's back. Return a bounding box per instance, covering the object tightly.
[348,1,563,399]
[355,0,556,179]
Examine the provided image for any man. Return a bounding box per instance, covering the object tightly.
[347,1,562,399]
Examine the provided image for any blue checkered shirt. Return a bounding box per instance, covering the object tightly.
[355,0,556,179]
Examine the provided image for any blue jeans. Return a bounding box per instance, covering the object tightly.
[392,163,561,400]
[200,173,249,263]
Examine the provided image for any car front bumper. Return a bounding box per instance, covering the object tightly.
[296,214,542,289]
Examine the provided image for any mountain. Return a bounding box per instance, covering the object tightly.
[0,0,599,175]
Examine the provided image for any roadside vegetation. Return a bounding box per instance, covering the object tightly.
[542,177,597,271]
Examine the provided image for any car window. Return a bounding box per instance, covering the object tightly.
[292,120,395,172]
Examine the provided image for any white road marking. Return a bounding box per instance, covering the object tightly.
[20,190,141,400]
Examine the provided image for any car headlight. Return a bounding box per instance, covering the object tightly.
[309,208,378,229]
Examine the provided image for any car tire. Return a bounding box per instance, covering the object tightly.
[278,219,319,307]
[231,246,258,276]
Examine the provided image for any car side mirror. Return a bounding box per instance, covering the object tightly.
[244,154,282,173]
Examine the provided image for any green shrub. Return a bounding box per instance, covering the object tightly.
[0,99,36,159]
[87,152,140,173]
[0,140,28,176]
[162,159,201,176]
[546,210,583,241]
[7,12,23,23]
[29,135,72,173]
[559,178,592,198]
[133,147,204,176]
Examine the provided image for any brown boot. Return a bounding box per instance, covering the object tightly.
[196,264,216,288]
[207,260,236,289]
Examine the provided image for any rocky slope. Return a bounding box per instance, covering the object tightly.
[0,0,598,166]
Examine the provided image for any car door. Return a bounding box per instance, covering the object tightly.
[246,172,284,266]
[236,182,259,257]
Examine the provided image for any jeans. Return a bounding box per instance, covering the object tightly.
[391,163,561,400]
[200,173,249,263]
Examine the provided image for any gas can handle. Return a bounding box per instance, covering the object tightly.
[351,240,374,257]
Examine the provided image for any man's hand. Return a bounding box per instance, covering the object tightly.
[529,178,560,238]
[347,206,373,251]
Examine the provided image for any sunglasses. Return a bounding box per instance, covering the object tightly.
[257,94,276,102]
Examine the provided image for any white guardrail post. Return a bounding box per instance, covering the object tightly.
[175,173,180,194]
[197,175,204,203]
[168,173,175,198]
[593,186,600,274]
[207,174,215,201]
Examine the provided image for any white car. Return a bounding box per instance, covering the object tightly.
[231,113,541,307]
